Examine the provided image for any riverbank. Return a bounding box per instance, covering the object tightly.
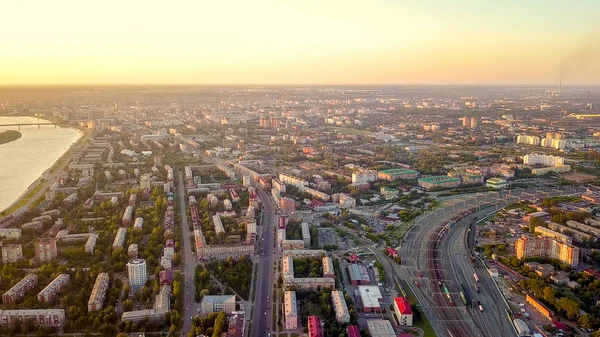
[0,122,88,216]
[0,130,22,145]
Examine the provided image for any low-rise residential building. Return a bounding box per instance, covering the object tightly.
[301,222,311,247]
[0,309,65,327]
[486,178,507,189]
[128,244,139,258]
[322,256,335,278]
[88,273,109,312]
[85,234,98,254]
[201,295,236,315]
[2,274,38,304]
[338,193,357,208]
[122,206,134,226]
[282,240,305,250]
[112,227,127,249]
[35,237,58,262]
[37,274,70,303]
[346,325,362,337]
[133,217,144,230]
[0,228,22,239]
[332,290,350,323]
[284,291,298,329]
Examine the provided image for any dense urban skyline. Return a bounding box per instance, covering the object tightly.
[2,0,600,85]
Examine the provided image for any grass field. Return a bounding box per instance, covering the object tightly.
[390,222,413,239]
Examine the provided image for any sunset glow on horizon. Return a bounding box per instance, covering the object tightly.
[1,0,599,85]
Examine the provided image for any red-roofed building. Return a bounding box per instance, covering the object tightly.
[394,297,413,326]
[387,248,399,258]
[159,269,174,285]
[349,253,359,263]
[308,316,323,337]
[310,199,325,208]
[552,321,568,332]
[346,325,361,337]
[584,268,600,280]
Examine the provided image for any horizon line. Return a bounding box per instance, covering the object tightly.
[1,83,598,87]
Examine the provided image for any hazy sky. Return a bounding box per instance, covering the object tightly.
[1,0,599,85]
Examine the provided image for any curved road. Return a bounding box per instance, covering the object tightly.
[397,186,587,337]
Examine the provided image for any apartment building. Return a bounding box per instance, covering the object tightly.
[417,176,461,190]
[37,274,70,303]
[35,237,58,262]
[1,244,23,264]
[284,291,298,329]
[308,316,324,337]
[0,309,65,327]
[331,290,350,323]
[122,206,134,226]
[112,227,127,249]
[88,272,109,312]
[2,274,38,304]
[301,222,311,247]
[377,168,418,181]
[516,236,579,267]
[85,234,98,254]
[322,256,335,278]
[534,226,572,244]
[127,258,148,287]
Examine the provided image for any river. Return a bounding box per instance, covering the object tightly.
[0,116,82,212]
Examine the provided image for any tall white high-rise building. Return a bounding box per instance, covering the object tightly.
[517,135,541,146]
[127,258,147,287]
[523,154,564,167]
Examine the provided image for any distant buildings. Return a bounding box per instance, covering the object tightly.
[417,176,460,190]
[377,168,418,181]
[352,170,377,185]
[35,237,58,262]
[127,258,148,288]
[516,236,579,267]
[1,244,23,264]
[3,274,38,304]
[523,154,564,167]
[88,273,109,312]
[486,178,507,189]
[201,295,236,315]
[284,291,298,329]
[38,274,70,303]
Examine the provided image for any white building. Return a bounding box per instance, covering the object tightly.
[284,291,299,329]
[352,170,377,185]
[133,217,144,230]
[331,290,350,323]
[201,295,236,315]
[523,153,564,167]
[85,234,97,254]
[323,256,335,278]
[127,258,148,288]
[393,297,414,326]
[246,219,257,234]
[517,135,541,146]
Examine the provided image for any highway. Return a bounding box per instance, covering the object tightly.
[397,186,588,337]
[251,187,276,337]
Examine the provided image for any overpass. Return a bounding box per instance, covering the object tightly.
[0,122,57,129]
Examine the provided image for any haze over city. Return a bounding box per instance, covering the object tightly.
[2,2,600,337]
[2,0,600,85]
